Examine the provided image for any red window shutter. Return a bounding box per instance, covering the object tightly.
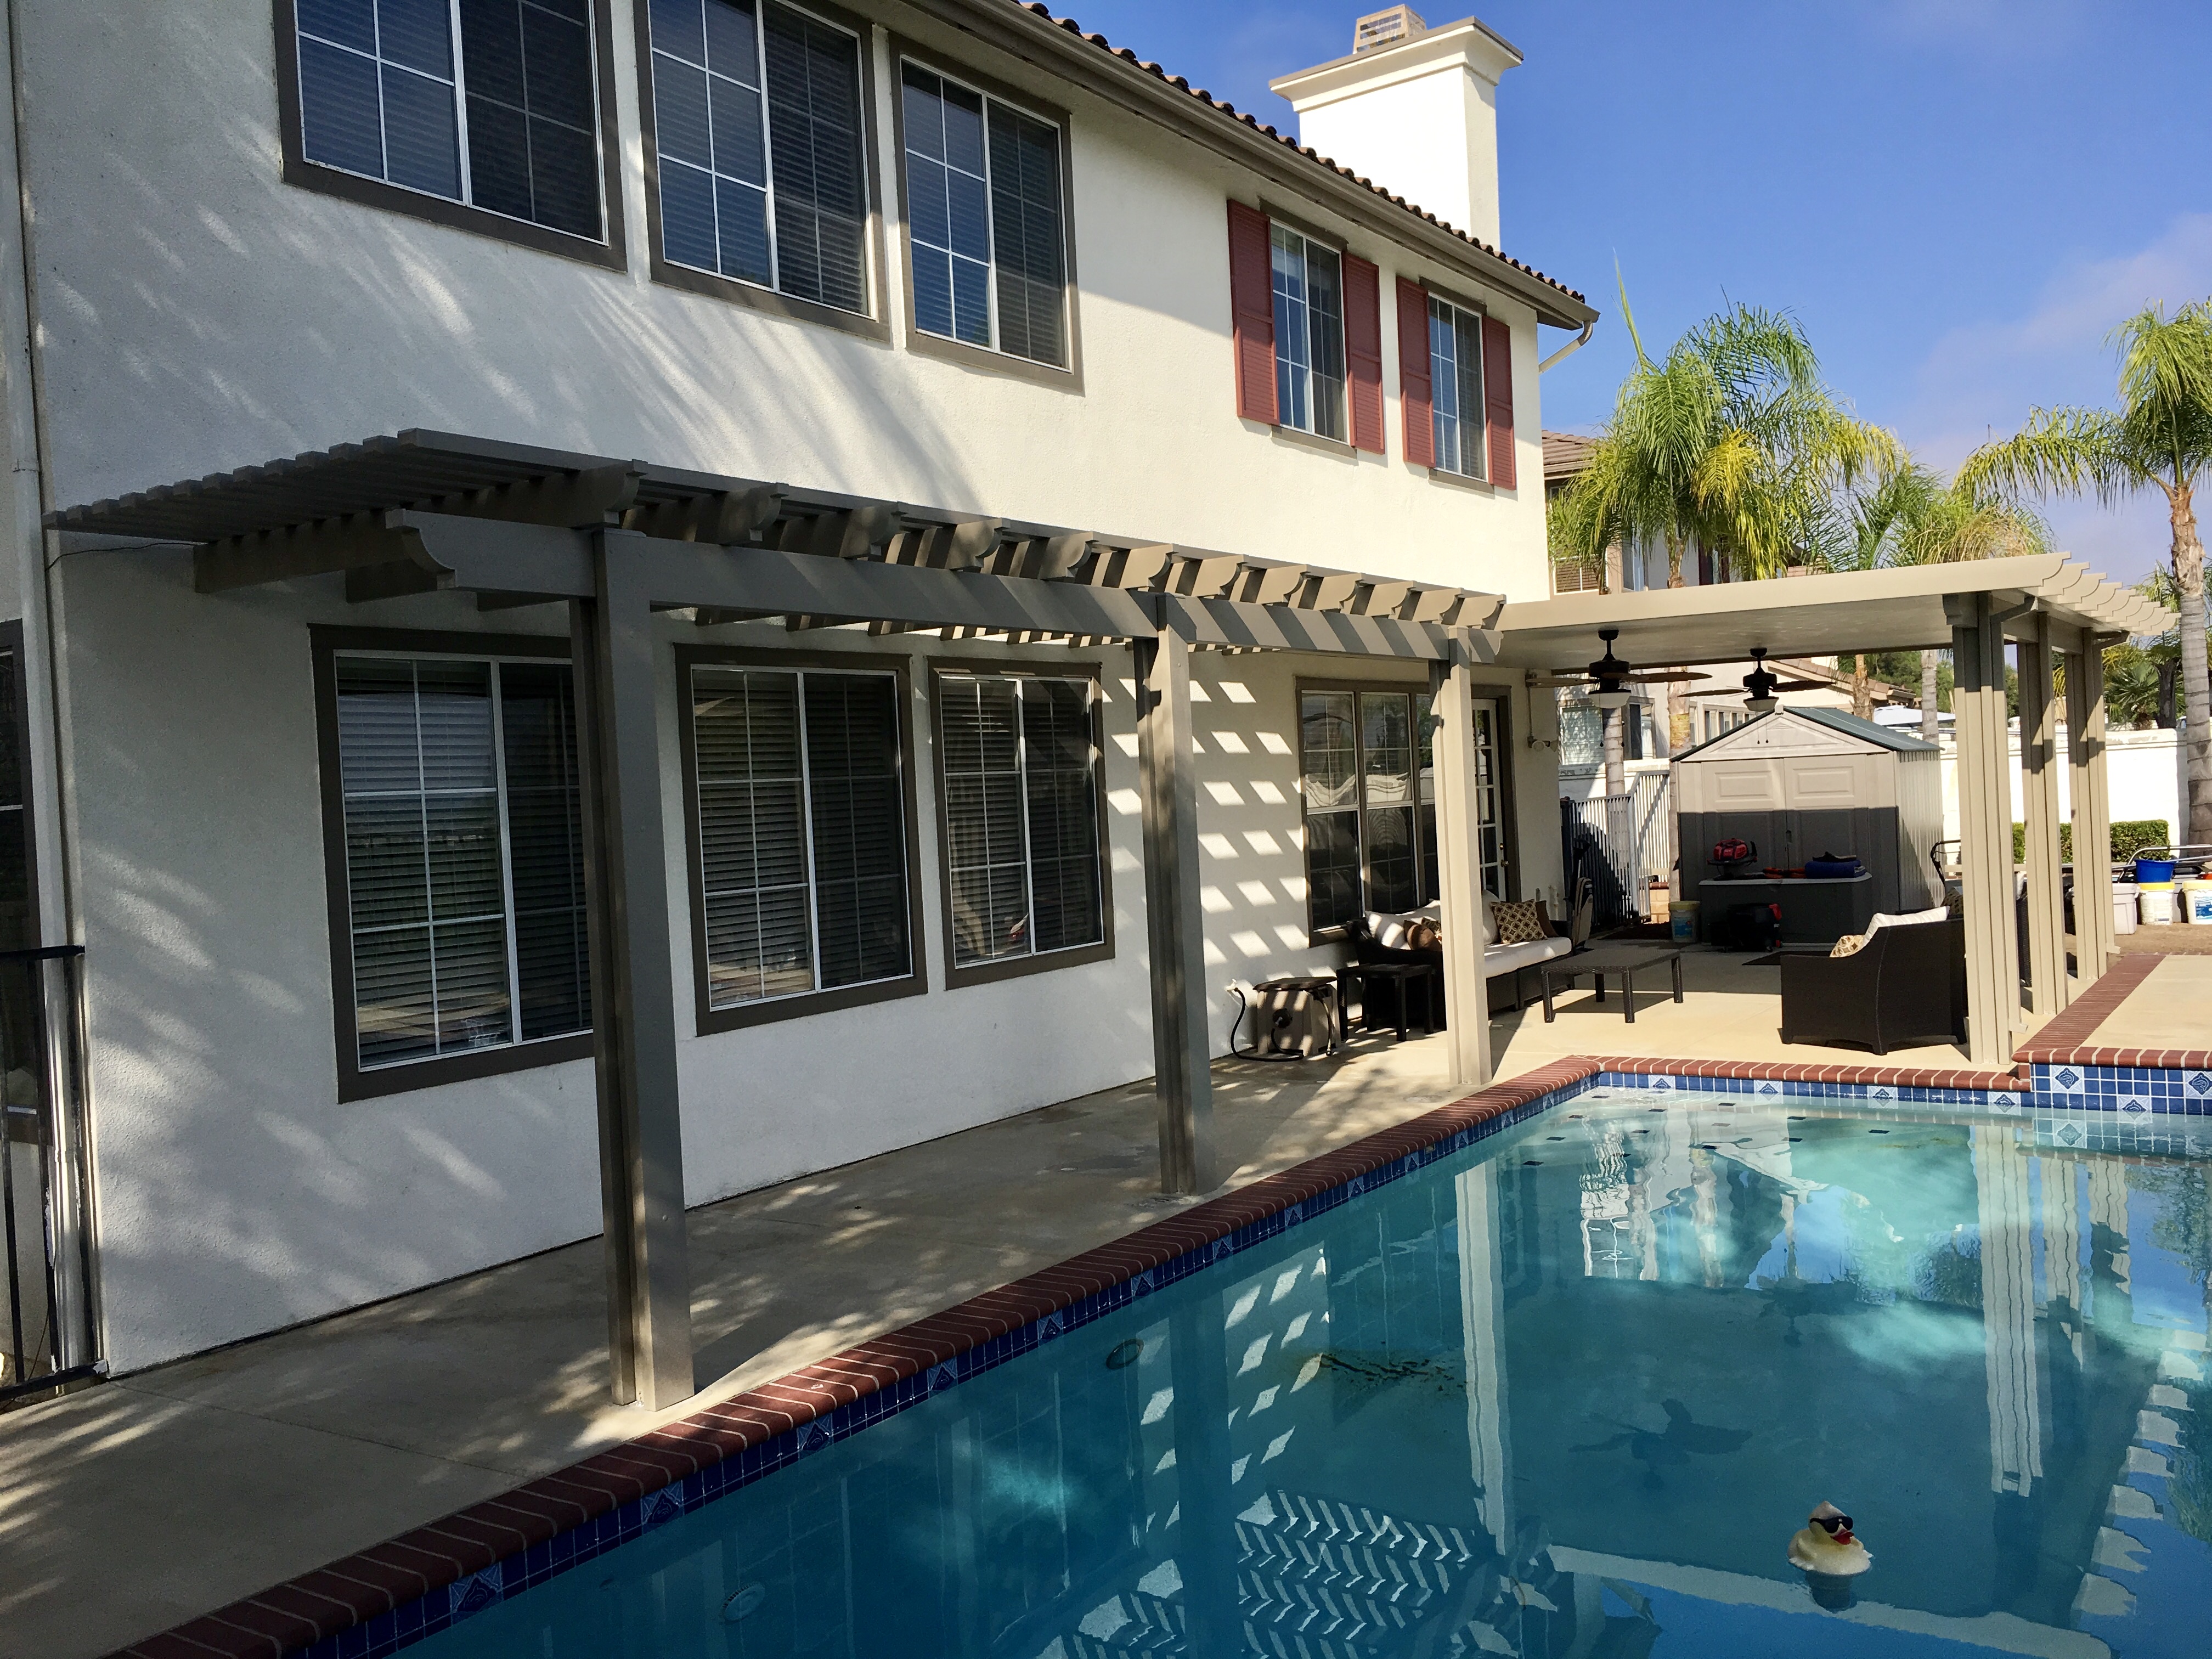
[1342,253,1384,454]
[1396,277,1434,468]
[1482,314,1516,488]
[1226,201,1277,425]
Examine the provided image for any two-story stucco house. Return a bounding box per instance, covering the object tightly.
[0,1,1594,1407]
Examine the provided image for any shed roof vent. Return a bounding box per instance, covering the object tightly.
[1354,5,1426,53]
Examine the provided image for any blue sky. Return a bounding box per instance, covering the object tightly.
[1067,1,2212,586]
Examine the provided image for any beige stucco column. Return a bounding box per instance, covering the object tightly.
[2018,617,2069,1015]
[1431,647,1494,1091]
[1952,594,2022,1066]
[2065,642,2117,985]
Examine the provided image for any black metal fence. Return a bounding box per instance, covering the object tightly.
[2,945,98,1409]
[1561,776,1673,930]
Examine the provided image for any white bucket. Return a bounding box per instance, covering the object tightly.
[2113,883,2138,935]
[2140,887,2177,927]
[2183,881,2212,925]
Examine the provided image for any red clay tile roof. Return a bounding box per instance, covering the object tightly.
[1001,1,1588,307]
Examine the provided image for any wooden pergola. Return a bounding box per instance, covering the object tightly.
[53,428,1515,1409]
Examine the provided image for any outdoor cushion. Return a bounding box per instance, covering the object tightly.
[1484,936,1572,976]
[1491,900,1550,945]
[1831,905,1948,958]
[1365,911,1414,951]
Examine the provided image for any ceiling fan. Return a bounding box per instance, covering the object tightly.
[1526,629,1709,709]
[1741,646,1826,713]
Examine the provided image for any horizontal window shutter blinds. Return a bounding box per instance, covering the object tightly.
[693,668,815,1006]
[1397,277,1434,467]
[1341,253,1384,454]
[1020,680,1103,953]
[803,673,911,989]
[1226,200,1277,424]
[1482,313,1516,488]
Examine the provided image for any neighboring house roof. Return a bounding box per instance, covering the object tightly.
[1542,431,1599,482]
[962,1,1592,325]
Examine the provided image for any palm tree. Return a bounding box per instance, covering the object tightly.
[1551,286,1898,747]
[1959,301,2209,839]
[1800,461,2049,724]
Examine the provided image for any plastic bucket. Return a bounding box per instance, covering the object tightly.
[2113,883,2138,935]
[1671,900,1700,943]
[2136,856,2177,886]
[2140,888,2177,926]
[2183,881,2212,925]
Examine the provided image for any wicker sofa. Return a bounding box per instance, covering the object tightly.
[1779,915,1967,1055]
[1343,893,1573,1022]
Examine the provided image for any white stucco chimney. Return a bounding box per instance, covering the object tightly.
[1269,10,1521,248]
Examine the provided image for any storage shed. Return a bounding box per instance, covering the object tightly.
[1675,707,1944,943]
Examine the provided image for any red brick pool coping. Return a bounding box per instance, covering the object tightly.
[109,1050,2027,1659]
[2012,955,2212,1071]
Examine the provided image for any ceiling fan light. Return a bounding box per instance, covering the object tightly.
[1745,695,1780,715]
[1586,688,1633,711]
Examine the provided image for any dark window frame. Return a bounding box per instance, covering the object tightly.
[888,40,1082,391]
[313,627,591,1103]
[1295,675,1437,940]
[0,620,37,952]
[633,0,891,341]
[928,658,1115,990]
[675,645,929,1034]
[272,0,629,273]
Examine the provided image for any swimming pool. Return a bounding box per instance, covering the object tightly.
[416,1091,2210,1658]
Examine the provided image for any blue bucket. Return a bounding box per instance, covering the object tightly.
[2135,856,2176,886]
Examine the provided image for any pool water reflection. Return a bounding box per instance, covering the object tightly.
[425,1092,2212,1658]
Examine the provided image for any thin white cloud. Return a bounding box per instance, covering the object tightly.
[1895,213,2212,585]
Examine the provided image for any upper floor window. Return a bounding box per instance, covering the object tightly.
[1428,295,1485,479]
[318,642,592,1099]
[644,0,870,317]
[899,65,1068,368]
[1271,225,1346,442]
[287,1,609,245]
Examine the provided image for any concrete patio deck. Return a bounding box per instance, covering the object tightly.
[1,944,2018,1658]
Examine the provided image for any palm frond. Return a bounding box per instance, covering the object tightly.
[1955,406,2137,506]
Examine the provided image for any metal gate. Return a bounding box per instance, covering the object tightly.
[1562,774,1673,930]
[2,945,98,1409]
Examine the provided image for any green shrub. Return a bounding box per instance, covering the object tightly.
[2011,819,2169,862]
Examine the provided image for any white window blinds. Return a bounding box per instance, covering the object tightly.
[334,655,590,1071]
[648,0,869,313]
[690,666,912,1007]
[940,675,1102,968]
[294,0,605,238]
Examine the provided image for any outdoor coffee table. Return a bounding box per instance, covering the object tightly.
[1538,945,1687,1024]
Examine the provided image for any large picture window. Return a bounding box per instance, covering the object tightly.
[899,64,1068,368]
[1271,224,1346,442]
[284,0,612,247]
[682,660,919,1026]
[644,0,871,317]
[935,673,1108,979]
[323,646,591,1095]
[1428,294,1486,480]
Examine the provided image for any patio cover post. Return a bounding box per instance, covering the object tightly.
[2018,616,2069,1015]
[2065,642,2116,983]
[1135,629,1218,1195]
[1429,651,1493,1090]
[1951,593,2022,1066]
[572,529,696,1409]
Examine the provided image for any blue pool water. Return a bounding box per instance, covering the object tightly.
[424,1092,2211,1658]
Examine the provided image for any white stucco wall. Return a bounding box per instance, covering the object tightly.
[9,1,1579,1368]
[1937,725,2188,845]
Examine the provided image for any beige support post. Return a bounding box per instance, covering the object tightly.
[2018,617,2068,1015]
[2066,642,2117,985]
[1952,594,2022,1066]
[1430,650,1494,1091]
[1135,629,1219,1194]
[573,531,695,1410]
